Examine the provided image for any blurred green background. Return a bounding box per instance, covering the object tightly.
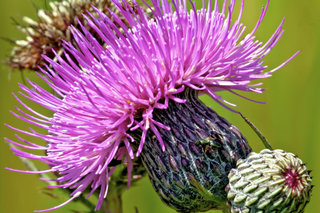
[0,0,319,212]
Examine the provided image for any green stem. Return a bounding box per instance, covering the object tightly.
[239,113,273,150]
[75,193,96,211]
[101,186,123,213]
[20,70,27,85]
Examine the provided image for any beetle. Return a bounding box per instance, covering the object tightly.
[195,135,223,156]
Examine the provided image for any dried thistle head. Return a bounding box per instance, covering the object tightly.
[6,0,152,71]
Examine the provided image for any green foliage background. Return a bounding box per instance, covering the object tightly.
[0,0,319,212]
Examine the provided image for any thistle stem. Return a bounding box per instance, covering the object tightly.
[101,187,123,213]
[239,113,273,150]
[74,193,96,211]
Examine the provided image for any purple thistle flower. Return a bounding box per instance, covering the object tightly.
[6,0,298,211]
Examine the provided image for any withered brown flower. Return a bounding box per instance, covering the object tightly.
[6,0,152,72]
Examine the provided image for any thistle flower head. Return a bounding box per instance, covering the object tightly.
[6,0,298,211]
[226,149,313,213]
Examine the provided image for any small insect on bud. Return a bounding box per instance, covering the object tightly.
[226,149,313,213]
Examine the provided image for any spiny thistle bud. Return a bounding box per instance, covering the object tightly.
[226,149,313,213]
[132,88,252,212]
[6,0,152,71]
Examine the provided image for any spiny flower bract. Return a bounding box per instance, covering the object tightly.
[6,0,297,211]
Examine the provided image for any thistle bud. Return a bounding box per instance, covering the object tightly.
[226,149,313,213]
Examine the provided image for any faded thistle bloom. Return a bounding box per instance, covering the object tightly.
[6,0,299,212]
[6,0,152,71]
[226,149,313,213]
